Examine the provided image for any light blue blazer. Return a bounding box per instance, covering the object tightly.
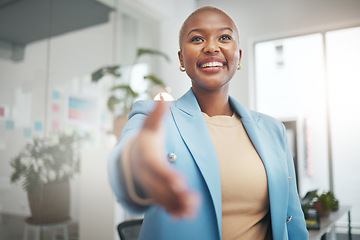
[108,89,309,240]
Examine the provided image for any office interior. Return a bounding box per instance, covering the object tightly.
[0,0,359,239]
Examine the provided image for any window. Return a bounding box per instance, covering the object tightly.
[254,26,360,232]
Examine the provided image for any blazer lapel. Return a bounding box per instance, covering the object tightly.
[171,89,222,238]
[230,97,288,237]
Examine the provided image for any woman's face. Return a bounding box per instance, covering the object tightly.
[178,9,241,93]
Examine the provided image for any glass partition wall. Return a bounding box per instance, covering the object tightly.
[0,1,160,239]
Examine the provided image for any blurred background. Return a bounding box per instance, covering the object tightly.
[0,0,359,239]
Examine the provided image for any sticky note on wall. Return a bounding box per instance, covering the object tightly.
[52,121,59,130]
[6,120,14,130]
[52,103,60,112]
[23,128,32,138]
[0,105,7,119]
[34,121,43,131]
[53,91,61,100]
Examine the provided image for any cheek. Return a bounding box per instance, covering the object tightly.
[183,54,197,68]
[182,46,200,65]
[227,47,240,66]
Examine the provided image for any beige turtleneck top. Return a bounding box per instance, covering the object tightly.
[203,112,271,240]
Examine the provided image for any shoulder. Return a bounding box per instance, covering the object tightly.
[252,110,285,132]
[230,97,286,142]
[230,97,285,130]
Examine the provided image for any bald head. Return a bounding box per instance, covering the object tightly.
[178,6,240,50]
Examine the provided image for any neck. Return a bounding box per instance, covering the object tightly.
[192,87,232,117]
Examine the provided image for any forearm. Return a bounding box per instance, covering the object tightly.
[108,137,151,213]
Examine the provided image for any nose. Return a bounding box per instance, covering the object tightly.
[203,39,219,54]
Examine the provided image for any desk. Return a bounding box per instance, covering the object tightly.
[309,205,352,240]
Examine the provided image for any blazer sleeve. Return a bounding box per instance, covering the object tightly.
[108,100,155,214]
[281,124,309,239]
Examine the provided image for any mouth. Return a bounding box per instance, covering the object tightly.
[198,58,227,70]
[199,61,225,68]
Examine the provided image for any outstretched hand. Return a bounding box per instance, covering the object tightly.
[129,100,200,218]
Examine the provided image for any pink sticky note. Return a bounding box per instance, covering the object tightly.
[52,104,59,112]
[52,121,59,130]
[0,107,4,117]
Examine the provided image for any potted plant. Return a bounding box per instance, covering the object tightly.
[313,191,339,217]
[91,48,171,139]
[10,131,86,223]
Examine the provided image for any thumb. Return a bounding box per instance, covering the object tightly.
[142,100,168,131]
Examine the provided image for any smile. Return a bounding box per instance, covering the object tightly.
[200,61,225,68]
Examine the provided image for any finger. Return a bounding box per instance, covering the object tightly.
[143,100,168,131]
[132,148,201,218]
[163,173,201,218]
[181,191,201,218]
[164,190,201,218]
[138,164,182,199]
[140,161,186,195]
[140,167,184,209]
[140,165,200,217]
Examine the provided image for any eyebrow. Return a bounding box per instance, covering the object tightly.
[187,27,233,37]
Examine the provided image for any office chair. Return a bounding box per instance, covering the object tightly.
[117,219,143,240]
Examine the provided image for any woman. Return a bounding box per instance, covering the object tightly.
[108,6,308,240]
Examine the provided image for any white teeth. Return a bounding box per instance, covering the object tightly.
[200,61,224,68]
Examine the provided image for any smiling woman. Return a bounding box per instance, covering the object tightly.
[178,7,241,113]
[108,6,308,240]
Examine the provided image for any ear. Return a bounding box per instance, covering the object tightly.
[238,49,242,65]
[178,50,184,66]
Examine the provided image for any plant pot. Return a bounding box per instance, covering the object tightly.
[27,181,70,224]
[313,201,330,217]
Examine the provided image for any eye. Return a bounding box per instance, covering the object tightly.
[219,35,232,41]
[190,36,204,42]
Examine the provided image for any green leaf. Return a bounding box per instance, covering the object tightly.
[23,165,40,192]
[106,65,122,78]
[91,65,122,83]
[107,96,121,112]
[144,74,165,87]
[10,155,27,184]
[136,48,170,62]
[91,68,104,83]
